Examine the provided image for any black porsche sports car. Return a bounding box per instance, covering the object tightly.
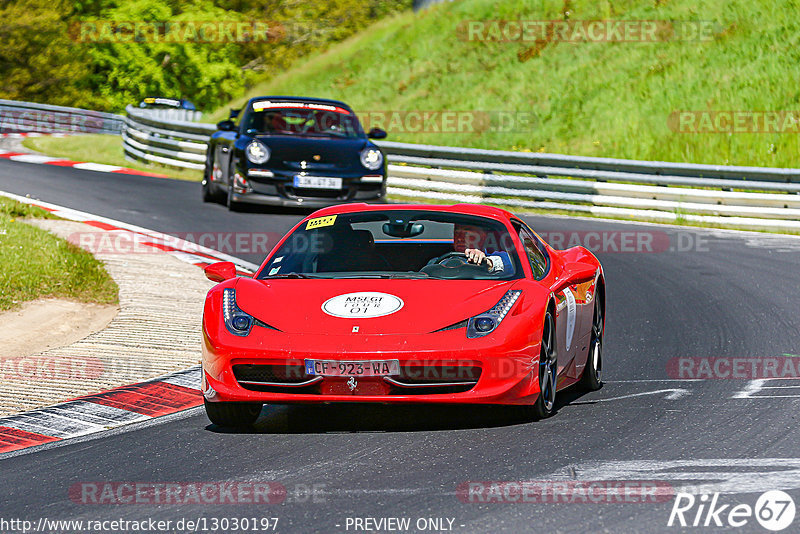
[202,96,388,210]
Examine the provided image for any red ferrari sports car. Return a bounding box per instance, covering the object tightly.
[201,203,605,427]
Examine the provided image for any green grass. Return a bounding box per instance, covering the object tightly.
[22,135,202,182]
[209,0,800,169]
[0,197,119,311]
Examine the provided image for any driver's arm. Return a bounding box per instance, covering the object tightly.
[464,248,507,272]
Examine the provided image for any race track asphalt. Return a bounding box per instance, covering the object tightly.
[2,158,800,533]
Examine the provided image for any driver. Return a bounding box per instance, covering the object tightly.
[454,224,512,274]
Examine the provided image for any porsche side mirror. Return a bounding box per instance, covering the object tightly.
[217,120,235,132]
[367,127,387,139]
[205,261,237,282]
[552,262,596,292]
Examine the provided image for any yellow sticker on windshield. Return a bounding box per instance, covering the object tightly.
[306,215,337,230]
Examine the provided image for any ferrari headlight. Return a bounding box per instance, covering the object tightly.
[467,290,521,338]
[360,147,383,170]
[246,140,270,164]
[222,288,254,336]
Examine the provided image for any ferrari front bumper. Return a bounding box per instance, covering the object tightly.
[202,330,542,406]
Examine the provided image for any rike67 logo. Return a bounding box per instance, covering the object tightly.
[668,491,796,531]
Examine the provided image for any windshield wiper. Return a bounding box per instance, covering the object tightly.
[329,273,429,279]
[266,272,318,279]
[389,272,429,279]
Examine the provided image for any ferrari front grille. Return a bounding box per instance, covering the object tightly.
[395,364,481,385]
[232,364,313,386]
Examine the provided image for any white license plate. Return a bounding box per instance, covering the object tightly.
[294,176,342,189]
[305,359,400,377]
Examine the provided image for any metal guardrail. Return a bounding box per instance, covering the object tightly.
[0,99,124,135]
[132,107,203,122]
[117,106,800,231]
[122,105,214,170]
[378,141,800,184]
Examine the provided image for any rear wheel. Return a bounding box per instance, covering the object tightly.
[580,295,604,391]
[202,158,224,203]
[204,400,262,428]
[530,309,558,420]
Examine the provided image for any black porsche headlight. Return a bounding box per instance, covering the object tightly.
[360,147,383,170]
[222,288,254,336]
[467,290,521,338]
[246,140,270,164]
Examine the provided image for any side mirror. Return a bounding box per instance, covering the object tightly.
[205,261,237,282]
[552,262,596,292]
[367,127,387,139]
[217,120,235,132]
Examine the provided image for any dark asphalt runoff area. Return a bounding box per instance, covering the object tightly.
[2,158,800,533]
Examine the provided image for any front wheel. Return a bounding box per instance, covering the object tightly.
[204,400,262,428]
[530,309,558,420]
[579,296,603,391]
[201,178,216,203]
[226,179,244,212]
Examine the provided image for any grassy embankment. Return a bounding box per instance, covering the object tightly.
[210,0,800,168]
[0,197,118,311]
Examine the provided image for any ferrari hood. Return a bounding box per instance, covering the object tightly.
[234,278,518,335]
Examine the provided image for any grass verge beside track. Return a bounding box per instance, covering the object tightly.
[22,135,202,182]
[0,198,118,311]
[209,0,800,169]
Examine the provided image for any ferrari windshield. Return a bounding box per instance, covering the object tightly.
[240,101,363,138]
[257,210,524,280]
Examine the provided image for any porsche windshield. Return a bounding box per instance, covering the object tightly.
[258,211,524,280]
[241,102,363,138]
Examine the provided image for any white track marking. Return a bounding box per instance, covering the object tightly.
[71,162,122,172]
[595,388,691,401]
[605,379,706,383]
[0,412,106,439]
[39,401,150,426]
[8,154,63,164]
[730,379,800,399]
[161,366,202,389]
[732,379,766,398]
[550,459,800,495]
[0,406,204,460]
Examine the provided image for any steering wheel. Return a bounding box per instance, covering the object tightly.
[421,252,493,280]
[429,252,489,268]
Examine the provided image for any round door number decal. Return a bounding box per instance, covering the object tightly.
[322,292,404,318]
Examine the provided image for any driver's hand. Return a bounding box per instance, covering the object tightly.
[465,248,492,267]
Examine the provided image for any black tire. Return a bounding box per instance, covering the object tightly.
[202,157,224,203]
[530,309,558,420]
[226,166,245,212]
[201,177,215,203]
[580,294,604,391]
[204,399,262,428]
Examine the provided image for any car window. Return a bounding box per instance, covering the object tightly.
[257,210,523,281]
[512,220,549,280]
[240,102,364,138]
